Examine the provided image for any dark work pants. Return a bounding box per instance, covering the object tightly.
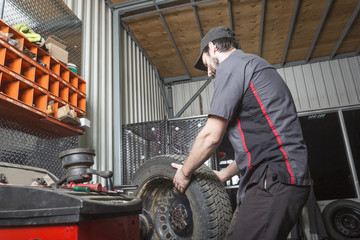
[226,169,310,240]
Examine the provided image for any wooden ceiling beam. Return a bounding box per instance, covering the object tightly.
[191,0,203,38]
[121,0,220,20]
[228,0,233,30]
[258,0,266,57]
[107,0,176,12]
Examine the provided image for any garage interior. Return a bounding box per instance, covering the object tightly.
[0,0,359,239]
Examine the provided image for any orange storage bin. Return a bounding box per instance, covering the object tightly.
[69,72,78,88]
[33,89,47,112]
[34,68,48,89]
[59,81,69,102]
[69,89,77,107]
[0,47,6,65]
[0,71,19,99]
[18,81,34,106]
[50,58,60,76]
[49,75,59,96]
[20,59,35,81]
[77,94,86,111]
[4,50,22,74]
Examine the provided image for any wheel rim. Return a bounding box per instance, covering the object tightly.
[139,177,193,239]
[333,206,360,237]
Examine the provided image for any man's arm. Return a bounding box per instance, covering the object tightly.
[172,115,229,193]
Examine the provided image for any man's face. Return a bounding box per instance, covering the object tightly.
[202,51,219,77]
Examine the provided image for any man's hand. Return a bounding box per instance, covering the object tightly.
[172,163,191,193]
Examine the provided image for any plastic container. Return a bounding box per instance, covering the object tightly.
[66,63,77,74]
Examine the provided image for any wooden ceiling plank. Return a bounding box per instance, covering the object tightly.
[285,0,329,63]
[121,0,360,79]
[330,1,360,58]
[337,12,360,54]
[232,0,262,56]
[281,0,301,66]
[196,0,230,38]
[191,0,229,77]
[163,6,207,78]
[154,3,191,77]
[125,14,184,78]
[262,0,296,64]
[305,0,333,63]
[311,0,359,59]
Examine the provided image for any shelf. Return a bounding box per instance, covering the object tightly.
[0,93,84,137]
[0,18,87,137]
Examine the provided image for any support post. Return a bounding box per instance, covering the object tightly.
[112,10,122,185]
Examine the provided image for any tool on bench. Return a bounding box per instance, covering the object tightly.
[53,148,138,194]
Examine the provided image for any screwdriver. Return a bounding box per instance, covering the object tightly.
[73,186,91,192]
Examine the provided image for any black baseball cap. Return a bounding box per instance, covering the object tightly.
[194,26,236,71]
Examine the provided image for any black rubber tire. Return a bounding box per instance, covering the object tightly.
[131,154,233,240]
[322,199,360,240]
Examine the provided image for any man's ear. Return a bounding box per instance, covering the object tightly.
[208,42,217,55]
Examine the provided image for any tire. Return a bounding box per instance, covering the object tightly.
[322,199,360,240]
[131,154,233,240]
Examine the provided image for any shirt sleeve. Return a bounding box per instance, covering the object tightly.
[209,59,248,120]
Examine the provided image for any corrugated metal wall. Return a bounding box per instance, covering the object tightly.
[62,0,114,183]
[278,56,360,113]
[172,80,214,117]
[62,0,166,184]
[121,33,166,124]
[172,56,360,117]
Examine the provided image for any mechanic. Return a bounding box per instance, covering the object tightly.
[172,26,312,240]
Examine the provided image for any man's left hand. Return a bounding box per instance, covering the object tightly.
[172,163,191,193]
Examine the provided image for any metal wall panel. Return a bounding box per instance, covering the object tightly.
[172,80,215,117]
[62,0,114,183]
[172,56,360,117]
[121,33,166,124]
[62,0,166,184]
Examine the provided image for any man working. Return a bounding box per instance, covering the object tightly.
[172,26,311,240]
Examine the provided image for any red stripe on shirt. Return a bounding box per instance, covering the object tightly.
[250,81,294,184]
[237,118,254,170]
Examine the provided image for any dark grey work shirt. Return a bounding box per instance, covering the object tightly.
[209,50,311,202]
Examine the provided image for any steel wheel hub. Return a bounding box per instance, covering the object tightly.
[341,214,359,230]
[169,203,189,232]
[334,208,360,237]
